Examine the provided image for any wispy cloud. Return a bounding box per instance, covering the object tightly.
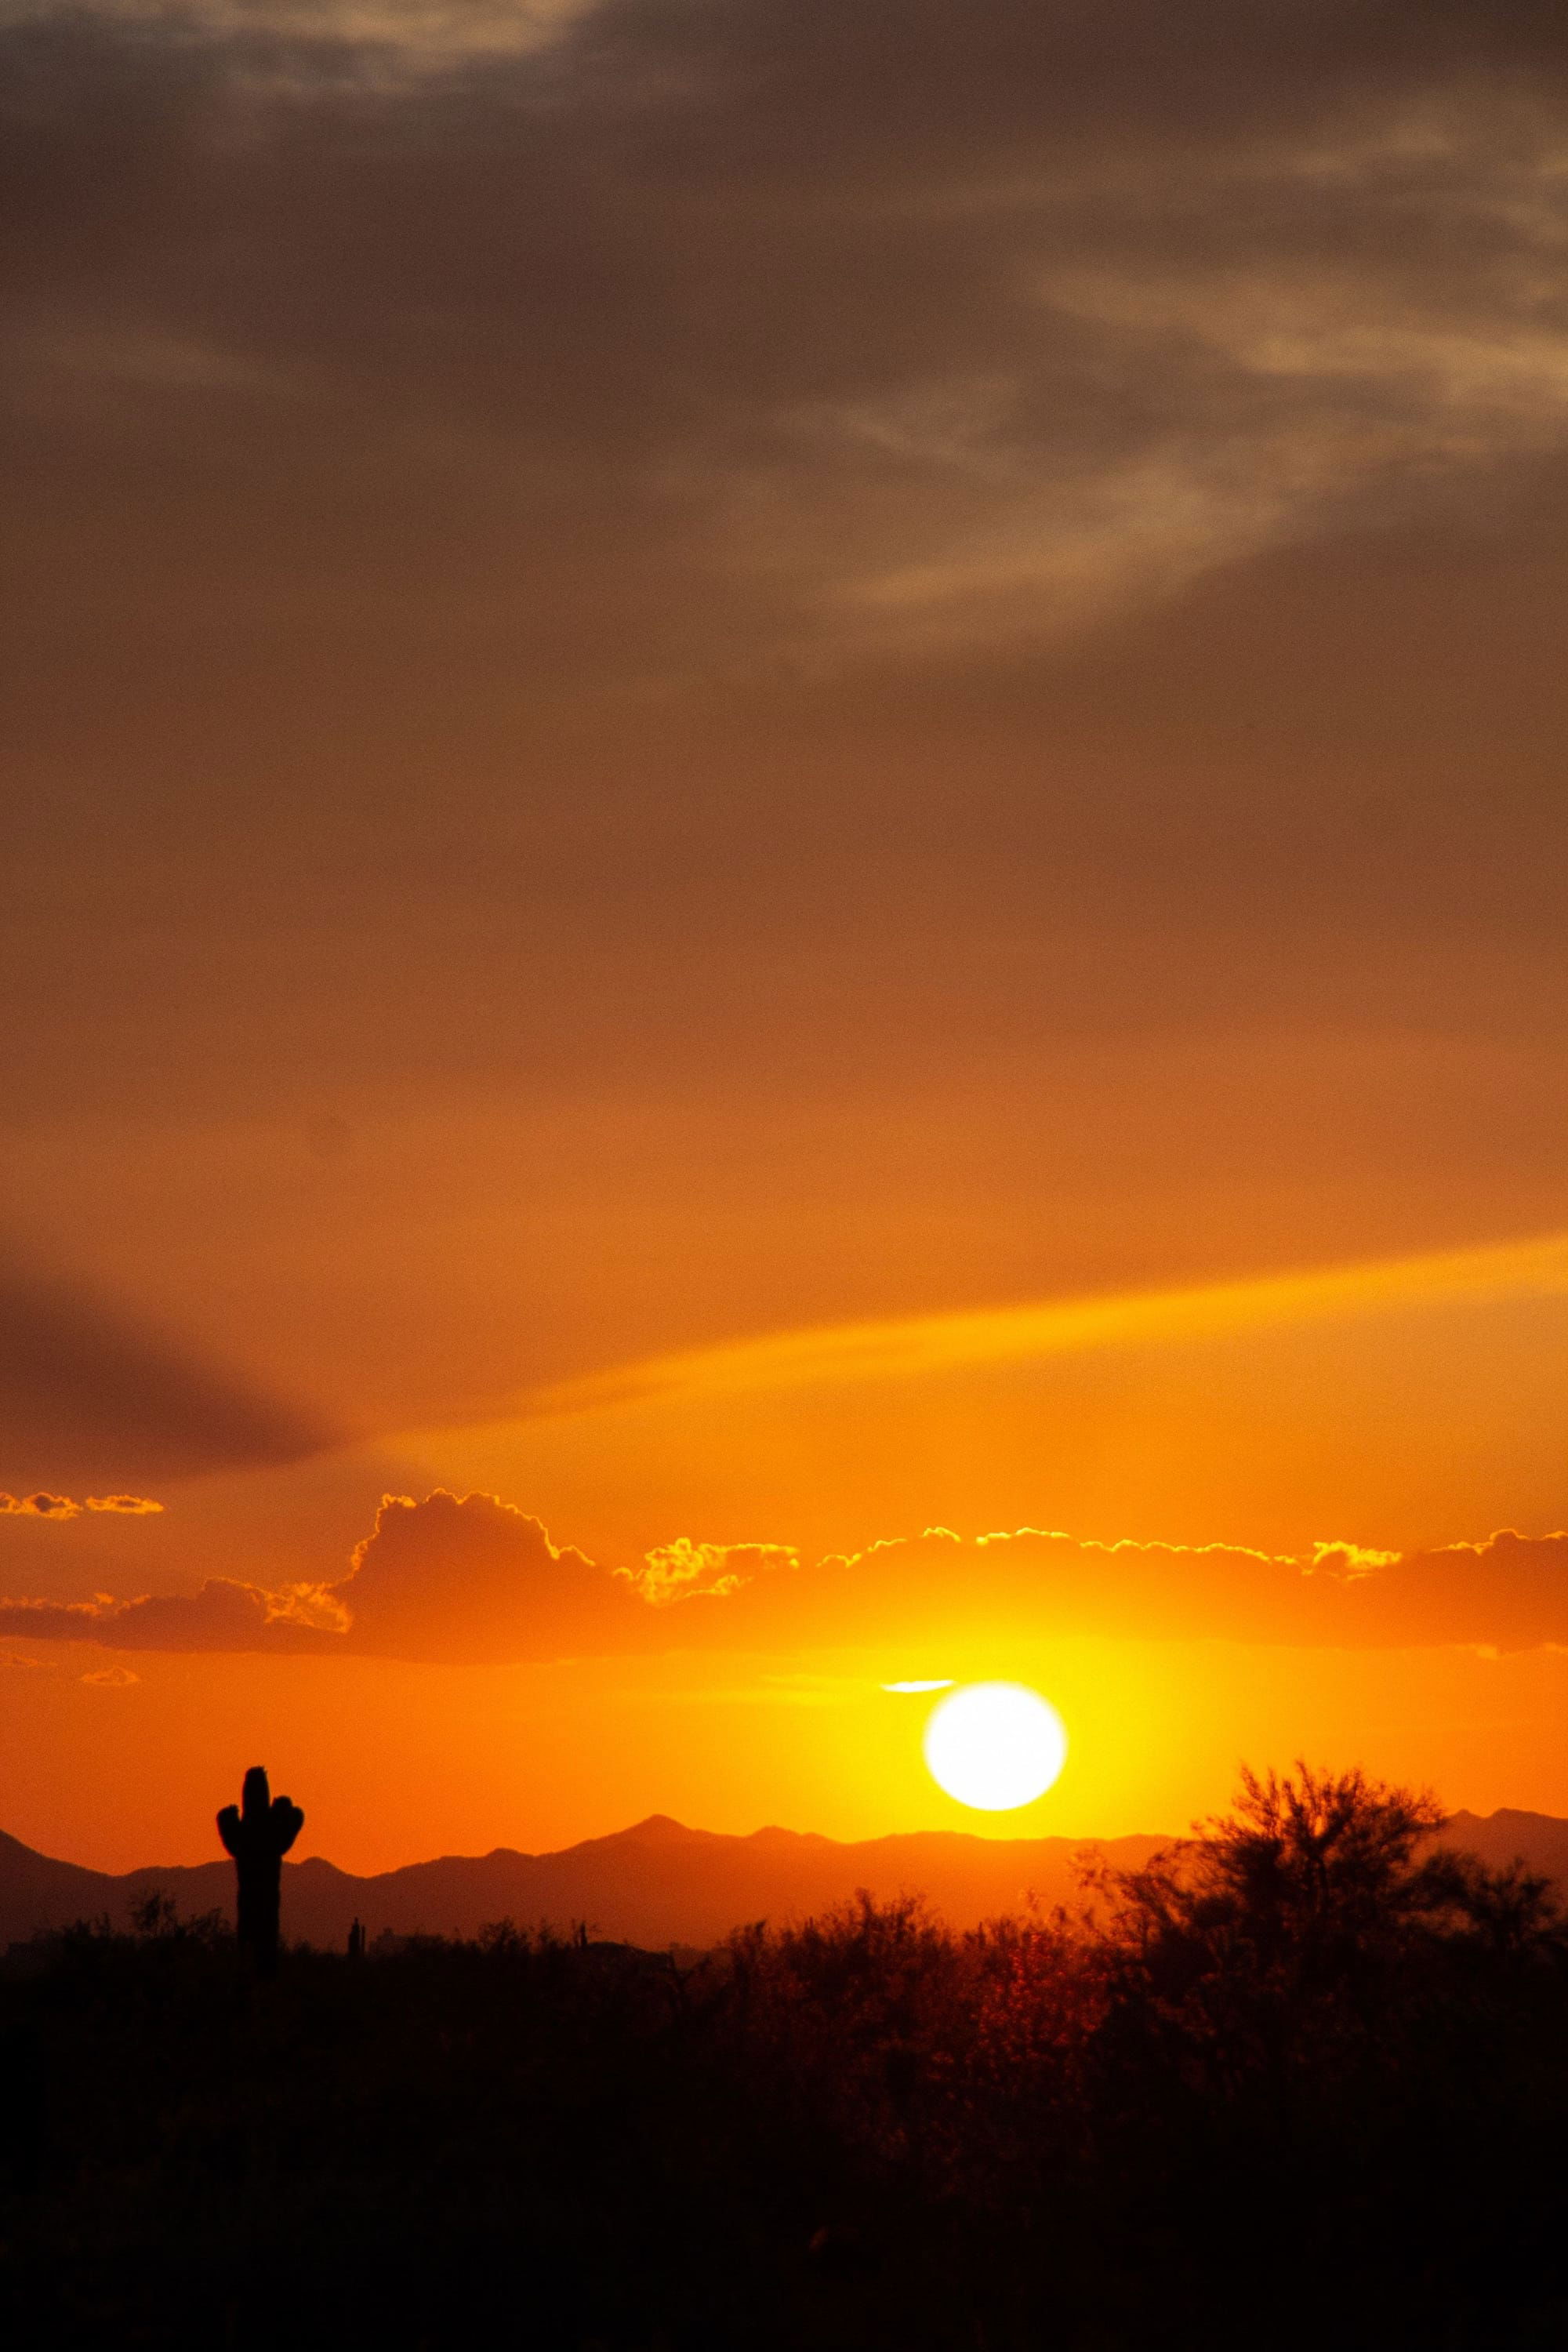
[518,1232,1568,1420]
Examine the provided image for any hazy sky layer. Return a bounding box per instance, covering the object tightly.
[3,0,1565,1859]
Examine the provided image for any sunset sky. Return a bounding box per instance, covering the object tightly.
[3,0,1566,1873]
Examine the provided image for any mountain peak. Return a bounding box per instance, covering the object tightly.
[3,1809,1564,1955]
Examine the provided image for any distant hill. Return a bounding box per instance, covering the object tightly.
[0,1817,1163,1950]
[2,1807,1563,1953]
[1432,1807,1568,1886]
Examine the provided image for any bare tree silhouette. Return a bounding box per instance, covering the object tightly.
[216,1766,303,1973]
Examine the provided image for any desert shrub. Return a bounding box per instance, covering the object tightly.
[0,1767,1563,2350]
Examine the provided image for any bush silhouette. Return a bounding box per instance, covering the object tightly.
[2,1762,1563,2350]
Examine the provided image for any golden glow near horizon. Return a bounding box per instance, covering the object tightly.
[922,1682,1069,1813]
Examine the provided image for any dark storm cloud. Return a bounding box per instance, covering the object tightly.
[0,1265,339,1486]
[1,1494,1563,1660]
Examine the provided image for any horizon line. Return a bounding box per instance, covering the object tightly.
[7,1798,1550,1884]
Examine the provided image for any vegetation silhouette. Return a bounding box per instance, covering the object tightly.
[1,1763,1563,2349]
[216,1766,303,1974]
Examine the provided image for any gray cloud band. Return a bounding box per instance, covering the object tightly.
[5,0,1568,683]
[3,0,1566,1151]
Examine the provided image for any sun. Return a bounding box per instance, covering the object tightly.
[922,1682,1068,1812]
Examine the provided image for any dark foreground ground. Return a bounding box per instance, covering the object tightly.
[2,1769,1565,2350]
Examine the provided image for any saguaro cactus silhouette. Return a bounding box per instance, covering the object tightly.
[217,1766,303,1970]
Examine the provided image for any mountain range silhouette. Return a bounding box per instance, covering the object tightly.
[5,1806,1566,1951]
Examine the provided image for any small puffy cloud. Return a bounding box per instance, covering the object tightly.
[1,1491,80,1518]
[619,1537,799,1608]
[264,1581,351,1634]
[1,1490,164,1518]
[1308,1541,1403,1581]
[80,1663,138,1686]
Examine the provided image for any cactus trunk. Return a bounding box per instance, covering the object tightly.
[217,1766,304,1973]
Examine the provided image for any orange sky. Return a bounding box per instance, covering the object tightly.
[5,1599,1568,1875]
[2,0,1566,1871]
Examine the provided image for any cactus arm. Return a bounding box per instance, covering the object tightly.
[271,1799,305,1856]
[217,1804,243,1857]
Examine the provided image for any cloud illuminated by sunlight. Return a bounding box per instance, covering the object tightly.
[517,1231,1568,1421]
[0,1492,164,1519]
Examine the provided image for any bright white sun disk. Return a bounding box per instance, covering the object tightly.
[923,1682,1068,1811]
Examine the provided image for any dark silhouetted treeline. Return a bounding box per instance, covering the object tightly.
[1,1766,1564,2350]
